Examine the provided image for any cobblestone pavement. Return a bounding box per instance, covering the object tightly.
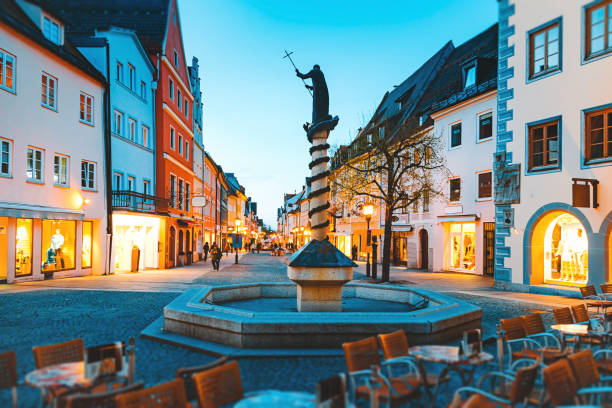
[0,253,580,406]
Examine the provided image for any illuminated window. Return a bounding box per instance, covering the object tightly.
[41,72,57,109]
[41,219,75,271]
[0,49,16,92]
[82,221,92,268]
[53,154,69,186]
[543,213,588,285]
[81,160,96,190]
[27,147,44,182]
[79,92,93,125]
[15,218,32,276]
[449,223,476,271]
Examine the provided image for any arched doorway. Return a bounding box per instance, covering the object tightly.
[419,229,428,270]
[178,230,184,255]
[169,227,176,267]
[529,211,589,286]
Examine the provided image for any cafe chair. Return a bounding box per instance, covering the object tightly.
[33,338,84,369]
[0,350,18,408]
[521,314,562,350]
[115,378,188,408]
[553,307,574,324]
[192,360,244,408]
[176,356,228,405]
[571,304,590,323]
[501,317,556,367]
[342,337,423,407]
[316,373,348,408]
[594,349,612,381]
[61,382,144,408]
[543,357,612,407]
[378,330,450,390]
[450,358,540,408]
[580,285,612,315]
[600,284,612,299]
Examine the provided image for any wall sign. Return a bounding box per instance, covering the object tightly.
[572,178,599,208]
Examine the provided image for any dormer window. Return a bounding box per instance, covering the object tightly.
[173,50,179,68]
[43,15,61,45]
[463,63,476,89]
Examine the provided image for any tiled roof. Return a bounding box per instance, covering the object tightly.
[0,0,106,84]
[416,23,498,115]
[41,0,169,53]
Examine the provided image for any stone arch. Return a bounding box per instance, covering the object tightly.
[523,203,595,286]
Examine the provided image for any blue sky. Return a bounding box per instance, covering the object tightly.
[180,0,498,227]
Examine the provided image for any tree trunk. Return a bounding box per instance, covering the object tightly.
[381,202,393,282]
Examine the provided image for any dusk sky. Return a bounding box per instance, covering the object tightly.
[180,0,498,227]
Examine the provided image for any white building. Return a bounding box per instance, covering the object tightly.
[496,0,612,291]
[0,0,107,282]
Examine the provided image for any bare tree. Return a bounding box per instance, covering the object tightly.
[331,121,446,282]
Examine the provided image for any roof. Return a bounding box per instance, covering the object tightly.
[0,0,106,84]
[416,24,498,115]
[41,0,169,53]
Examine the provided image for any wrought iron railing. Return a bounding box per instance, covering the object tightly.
[112,190,168,213]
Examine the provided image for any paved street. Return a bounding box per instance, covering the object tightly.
[0,253,582,406]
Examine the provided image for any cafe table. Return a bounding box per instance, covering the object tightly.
[234,390,315,408]
[550,323,611,349]
[408,345,494,408]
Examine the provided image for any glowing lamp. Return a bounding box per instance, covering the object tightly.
[363,203,374,220]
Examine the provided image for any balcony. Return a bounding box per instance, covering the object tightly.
[112,190,168,214]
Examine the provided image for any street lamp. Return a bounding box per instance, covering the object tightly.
[235,219,241,264]
[363,203,374,277]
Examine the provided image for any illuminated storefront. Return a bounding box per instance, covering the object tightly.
[112,213,161,272]
[16,218,32,277]
[41,220,76,272]
[448,223,476,272]
[543,213,588,285]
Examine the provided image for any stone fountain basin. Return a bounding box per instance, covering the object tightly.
[149,282,481,355]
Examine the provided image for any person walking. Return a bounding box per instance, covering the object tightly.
[211,243,221,271]
[203,242,210,262]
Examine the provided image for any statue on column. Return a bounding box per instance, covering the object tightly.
[295,64,339,142]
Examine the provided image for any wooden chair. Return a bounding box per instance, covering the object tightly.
[543,357,612,407]
[580,285,612,315]
[316,374,347,408]
[378,330,449,388]
[568,349,600,389]
[521,314,562,351]
[501,317,548,366]
[33,338,84,369]
[451,358,540,407]
[115,378,188,408]
[61,382,144,408]
[594,349,612,379]
[553,307,574,324]
[600,284,612,295]
[0,350,18,408]
[342,337,422,406]
[571,304,590,323]
[192,360,244,408]
[176,356,228,403]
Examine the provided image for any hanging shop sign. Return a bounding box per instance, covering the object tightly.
[572,178,599,208]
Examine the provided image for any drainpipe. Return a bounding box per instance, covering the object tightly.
[103,39,113,275]
[154,53,161,199]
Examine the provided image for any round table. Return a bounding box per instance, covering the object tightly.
[25,362,91,389]
[235,390,315,408]
[408,345,494,408]
[551,323,610,348]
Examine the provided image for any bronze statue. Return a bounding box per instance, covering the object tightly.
[296,65,331,127]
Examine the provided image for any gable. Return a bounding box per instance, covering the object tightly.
[163,0,190,88]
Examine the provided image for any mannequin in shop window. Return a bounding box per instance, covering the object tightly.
[555,228,587,282]
[43,229,65,270]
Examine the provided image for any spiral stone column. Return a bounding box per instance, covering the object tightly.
[288,121,356,312]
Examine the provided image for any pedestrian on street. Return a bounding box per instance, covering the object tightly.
[203,242,210,261]
[211,243,221,270]
[351,244,358,261]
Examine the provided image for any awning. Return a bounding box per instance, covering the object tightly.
[0,202,85,220]
[437,214,480,223]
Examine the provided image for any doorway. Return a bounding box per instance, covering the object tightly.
[169,227,176,267]
[483,222,495,276]
[419,229,428,270]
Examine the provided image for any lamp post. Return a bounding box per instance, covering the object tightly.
[235,218,241,264]
[363,203,374,278]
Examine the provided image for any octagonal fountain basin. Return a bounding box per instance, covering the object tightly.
[143,282,481,357]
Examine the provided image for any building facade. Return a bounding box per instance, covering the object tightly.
[0,0,108,282]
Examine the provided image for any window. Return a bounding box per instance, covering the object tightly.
[127,176,135,191]
[116,62,123,82]
[449,178,461,202]
[477,172,492,199]
[43,16,60,45]
[113,110,123,135]
[169,78,174,100]
[184,100,189,117]
[128,64,135,90]
[174,49,179,68]
[170,126,176,149]
[450,123,462,148]
[585,1,612,59]
[140,81,146,100]
[0,49,16,92]
[478,112,492,140]
[143,180,150,196]
[79,92,93,125]
[170,174,177,207]
[463,64,476,89]
[41,73,57,109]
[585,106,612,162]
[114,172,122,190]
[142,125,149,147]
[178,179,184,210]
[53,155,68,186]
[529,22,560,78]
[379,127,385,140]
[178,134,183,155]
[15,218,32,276]
[128,118,136,141]
[423,189,430,212]
[81,160,96,190]
[185,141,189,160]
[528,120,559,170]
[186,183,191,211]
[1,139,11,177]
[27,147,44,182]
[82,221,92,269]
[177,89,182,109]
[41,220,75,271]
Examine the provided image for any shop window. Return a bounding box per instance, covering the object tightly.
[450,123,462,148]
[82,221,92,269]
[15,218,32,276]
[41,219,76,272]
[529,21,560,79]
[585,106,612,163]
[528,120,560,171]
[478,112,492,140]
[449,178,461,202]
[543,213,588,285]
[477,171,492,199]
[449,223,476,271]
[585,0,612,60]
